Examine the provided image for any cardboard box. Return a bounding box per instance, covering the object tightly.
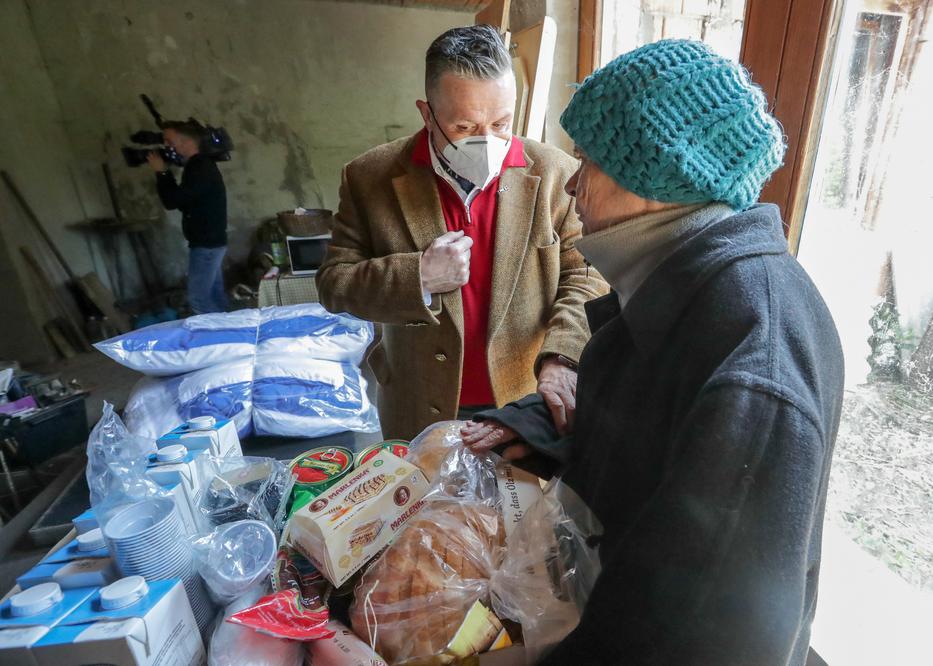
[145,447,209,501]
[286,451,429,587]
[33,578,204,666]
[157,417,241,458]
[0,584,97,666]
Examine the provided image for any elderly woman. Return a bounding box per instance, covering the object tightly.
[462,40,844,664]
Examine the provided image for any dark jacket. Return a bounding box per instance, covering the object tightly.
[156,153,227,248]
[479,205,844,665]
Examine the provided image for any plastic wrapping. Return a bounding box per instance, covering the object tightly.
[191,520,277,605]
[349,500,505,664]
[85,402,165,530]
[194,456,295,534]
[251,356,379,437]
[489,479,602,664]
[123,360,254,439]
[208,586,304,666]
[123,356,378,441]
[405,420,500,507]
[95,304,373,376]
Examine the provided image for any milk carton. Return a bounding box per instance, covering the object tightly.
[145,445,209,500]
[33,577,204,666]
[286,451,429,586]
[42,529,109,565]
[18,560,116,591]
[0,583,97,666]
[71,508,98,535]
[157,416,241,458]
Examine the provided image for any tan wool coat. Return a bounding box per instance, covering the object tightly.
[317,133,607,440]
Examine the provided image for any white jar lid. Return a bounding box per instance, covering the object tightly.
[156,444,187,462]
[99,576,148,610]
[76,528,106,552]
[186,415,216,430]
[10,582,63,617]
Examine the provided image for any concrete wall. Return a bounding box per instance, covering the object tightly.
[0,0,578,362]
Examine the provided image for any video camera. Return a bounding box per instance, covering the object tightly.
[121,94,234,168]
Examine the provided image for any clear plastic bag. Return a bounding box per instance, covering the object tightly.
[489,479,603,664]
[194,456,295,534]
[191,520,278,605]
[405,420,500,507]
[349,501,505,664]
[86,402,165,529]
[208,586,303,666]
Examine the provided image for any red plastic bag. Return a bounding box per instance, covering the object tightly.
[228,589,334,641]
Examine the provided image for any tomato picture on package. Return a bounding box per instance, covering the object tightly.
[356,440,410,468]
[289,446,353,490]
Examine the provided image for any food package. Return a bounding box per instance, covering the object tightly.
[285,451,430,587]
[348,501,505,664]
[208,587,304,666]
[195,456,295,533]
[304,620,387,666]
[405,421,500,507]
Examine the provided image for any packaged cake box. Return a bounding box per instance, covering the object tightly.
[286,451,429,586]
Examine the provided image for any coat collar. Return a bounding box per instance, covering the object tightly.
[391,132,539,343]
[586,205,790,357]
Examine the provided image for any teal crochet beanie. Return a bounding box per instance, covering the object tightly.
[560,39,785,210]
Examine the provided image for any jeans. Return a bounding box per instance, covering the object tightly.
[188,246,228,314]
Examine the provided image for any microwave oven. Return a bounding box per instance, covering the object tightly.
[286,234,331,275]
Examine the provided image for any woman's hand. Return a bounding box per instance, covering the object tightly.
[460,421,532,460]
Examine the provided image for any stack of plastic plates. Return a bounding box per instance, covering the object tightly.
[103,498,215,633]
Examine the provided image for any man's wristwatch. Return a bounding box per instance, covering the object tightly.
[545,354,579,372]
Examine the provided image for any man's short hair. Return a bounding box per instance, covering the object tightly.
[425,25,512,97]
[161,120,204,142]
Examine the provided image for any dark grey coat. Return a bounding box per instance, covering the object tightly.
[478,205,844,665]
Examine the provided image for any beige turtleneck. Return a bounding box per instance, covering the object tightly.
[574,203,734,310]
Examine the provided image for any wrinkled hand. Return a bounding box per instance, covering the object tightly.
[146,151,166,172]
[461,420,532,460]
[421,230,473,294]
[537,358,577,435]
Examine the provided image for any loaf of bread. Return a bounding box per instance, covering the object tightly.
[405,421,464,483]
[349,502,504,664]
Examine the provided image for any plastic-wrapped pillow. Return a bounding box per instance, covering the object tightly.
[251,355,379,438]
[124,359,254,439]
[256,303,373,365]
[95,309,260,376]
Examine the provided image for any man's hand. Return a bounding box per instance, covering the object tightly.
[461,421,532,460]
[538,357,578,435]
[421,230,473,294]
[146,151,167,172]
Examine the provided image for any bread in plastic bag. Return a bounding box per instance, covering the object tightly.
[349,500,505,664]
[405,420,499,507]
[489,479,602,663]
[208,586,303,666]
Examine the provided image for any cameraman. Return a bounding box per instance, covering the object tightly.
[147,120,228,314]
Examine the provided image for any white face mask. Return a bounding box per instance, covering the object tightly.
[439,134,511,190]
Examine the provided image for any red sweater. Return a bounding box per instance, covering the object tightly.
[411,129,527,406]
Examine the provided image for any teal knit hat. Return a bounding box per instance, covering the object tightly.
[560,39,785,211]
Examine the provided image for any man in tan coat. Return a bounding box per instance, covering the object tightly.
[317,25,605,440]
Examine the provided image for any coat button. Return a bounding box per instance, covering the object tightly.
[429,407,440,415]
[435,353,447,362]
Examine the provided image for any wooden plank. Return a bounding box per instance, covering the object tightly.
[44,320,77,359]
[19,246,90,352]
[75,272,132,334]
[1,171,78,283]
[740,0,793,103]
[577,0,602,82]
[475,0,510,31]
[513,18,557,141]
